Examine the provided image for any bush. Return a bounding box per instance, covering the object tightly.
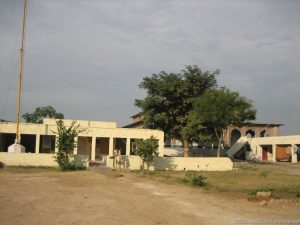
[53,120,86,171]
[55,152,86,171]
[0,162,5,169]
[134,136,159,173]
[248,186,272,195]
[184,172,207,187]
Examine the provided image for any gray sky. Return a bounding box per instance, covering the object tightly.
[0,0,299,135]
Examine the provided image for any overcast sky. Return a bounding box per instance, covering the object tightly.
[0,0,299,135]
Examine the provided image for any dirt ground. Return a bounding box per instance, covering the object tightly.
[0,169,299,225]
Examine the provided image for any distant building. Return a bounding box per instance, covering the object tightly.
[227,135,300,163]
[0,119,11,122]
[123,113,144,129]
[123,113,283,147]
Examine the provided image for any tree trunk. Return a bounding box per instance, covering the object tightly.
[140,161,145,173]
[183,139,190,157]
[217,139,222,157]
[216,129,227,157]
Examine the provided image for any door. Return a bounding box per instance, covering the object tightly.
[262,147,268,161]
[276,145,291,162]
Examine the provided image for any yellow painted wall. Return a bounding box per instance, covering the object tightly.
[0,152,232,171]
[249,135,300,146]
[43,118,117,128]
[0,153,89,167]
[107,156,233,171]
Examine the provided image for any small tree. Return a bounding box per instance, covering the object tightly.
[54,119,85,171]
[22,106,64,123]
[193,88,256,157]
[134,136,159,173]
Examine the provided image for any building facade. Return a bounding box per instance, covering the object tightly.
[227,135,300,163]
[0,118,164,161]
[247,135,300,163]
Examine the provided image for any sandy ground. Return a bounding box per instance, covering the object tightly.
[0,169,299,225]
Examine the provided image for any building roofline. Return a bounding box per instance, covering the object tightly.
[231,122,284,127]
[130,112,143,119]
[122,120,143,128]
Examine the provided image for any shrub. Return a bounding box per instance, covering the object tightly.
[55,152,86,171]
[248,186,272,195]
[259,170,269,178]
[184,172,207,187]
[134,136,159,173]
[53,120,86,171]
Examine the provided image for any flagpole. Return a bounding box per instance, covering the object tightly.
[15,0,27,144]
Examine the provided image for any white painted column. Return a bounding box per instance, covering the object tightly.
[272,144,277,162]
[126,138,131,155]
[257,146,262,161]
[291,145,298,163]
[158,135,164,157]
[109,137,114,156]
[35,134,40,154]
[73,137,78,155]
[55,135,59,153]
[91,136,96,161]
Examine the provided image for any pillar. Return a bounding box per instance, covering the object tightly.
[274,126,279,136]
[272,144,277,162]
[291,145,298,163]
[91,136,96,160]
[126,138,130,155]
[109,137,114,156]
[55,135,59,153]
[159,134,164,157]
[35,134,40,154]
[73,137,78,155]
[257,146,262,161]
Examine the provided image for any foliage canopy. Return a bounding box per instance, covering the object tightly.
[192,88,256,156]
[22,106,64,123]
[135,65,219,156]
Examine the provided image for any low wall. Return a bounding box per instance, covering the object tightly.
[107,156,233,171]
[0,153,89,167]
[0,153,233,171]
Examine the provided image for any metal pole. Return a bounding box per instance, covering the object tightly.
[15,0,27,144]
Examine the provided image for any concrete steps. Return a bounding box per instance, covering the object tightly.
[88,160,107,169]
[227,136,248,158]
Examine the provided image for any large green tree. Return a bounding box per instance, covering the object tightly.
[22,106,64,123]
[135,65,220,157]
[192,88,256,157]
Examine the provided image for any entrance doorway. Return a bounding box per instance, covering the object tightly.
[262,145,272,161]
[231,129,241,146]
[96,137,109,162]
[77,137,92,159]
[276,145,291,162]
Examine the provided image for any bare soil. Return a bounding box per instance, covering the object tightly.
[0,168,299,225]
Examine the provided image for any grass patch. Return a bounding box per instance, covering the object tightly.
[131,163,300,199]
[248,186,272,195]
